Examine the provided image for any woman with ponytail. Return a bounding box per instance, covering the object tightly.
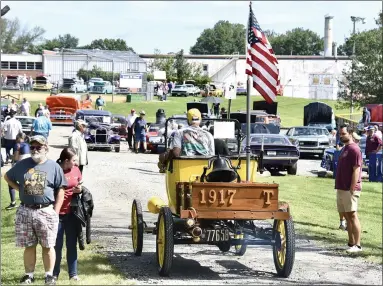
[53,147,82,281]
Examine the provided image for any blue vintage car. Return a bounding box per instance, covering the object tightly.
[75,109,121,152]
[89,81,113,94]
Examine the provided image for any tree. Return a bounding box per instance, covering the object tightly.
[77,65,119,82]
[269,28,324,55]
[0,17,45,53]
[148,49,177,81]
[81,38,135,52]
[30,33,79,53]
[337,12,383,108]
[190,20,245,55]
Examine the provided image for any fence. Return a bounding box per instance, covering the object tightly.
[335,113,362,130]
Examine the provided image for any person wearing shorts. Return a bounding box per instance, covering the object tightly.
[4,135,67,285]
[132,110,149,153]
[335,124,363,253]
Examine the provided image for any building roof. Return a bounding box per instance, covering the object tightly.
[60,49,147,63]
[138,54,350,61]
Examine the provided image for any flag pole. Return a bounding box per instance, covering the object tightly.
[245,1,252,182]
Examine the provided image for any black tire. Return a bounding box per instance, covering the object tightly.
[272,211,295,278]
[217,241,231,252]
[156,207,174,277]
[115,145,120,153]
[131,199,144,256]
[234,233,247,256]
[287,162,297,175]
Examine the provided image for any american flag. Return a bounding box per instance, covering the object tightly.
[245,2,280,104]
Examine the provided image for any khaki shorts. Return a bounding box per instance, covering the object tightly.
[15,204,59,248]
[337,189,361,213]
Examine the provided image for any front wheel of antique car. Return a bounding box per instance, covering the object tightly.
[131,199,144,256]
[156,207,174,277]
[272,211,295,278]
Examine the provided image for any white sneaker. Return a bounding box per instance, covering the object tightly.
[346,245,362,253]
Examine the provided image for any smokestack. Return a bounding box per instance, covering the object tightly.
[324,15,334,57]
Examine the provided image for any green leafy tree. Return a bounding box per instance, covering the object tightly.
[77,65,120,82]
[148,49,177,80]
[269,28,324,55]
[30,33,79,53]
[190,20,245,55]
[337,12,383,108]
[81,38,135,52]
[0,17,45,53]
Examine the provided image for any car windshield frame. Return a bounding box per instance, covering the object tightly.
[17,118,35,125]
[174,85,186,89]
[84,115,111,124]
[293,127,329,136]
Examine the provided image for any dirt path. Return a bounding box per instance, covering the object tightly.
[34,127,383,285]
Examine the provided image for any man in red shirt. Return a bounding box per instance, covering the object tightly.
[365,126,382,157]
[335,124,363,253]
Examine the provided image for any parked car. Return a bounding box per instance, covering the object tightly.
[33,75,53,91]
[15,116,36,136]
[185,84,199,96]
[286,126,332,157]
[200,84,224,97]
[241,133,300,175]
[111,114,128,140]
[171,85,189,97]
[2,75,21,90]
[89,81,113,94]
[60,78,87,93]
[146,123,165,153]
[87,77,104,91]
[76,110,121,152]
[236,86,247,95]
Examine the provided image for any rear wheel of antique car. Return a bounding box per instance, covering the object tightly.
[287,162,297,175]
[131,199,144,256]
[234,232,247,256]
[217,241,231,252]
[156,207,174,277]
[115,145,120,152]
[272,211,295,278]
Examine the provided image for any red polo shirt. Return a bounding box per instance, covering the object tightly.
[335,142,362,191]
[60,166,82,215]
[365,134,382,156]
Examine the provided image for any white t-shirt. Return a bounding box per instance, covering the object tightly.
[172,125,215,156]
[2,118,22,140]
[376,130,382,140]
[21,101,31,114]
[127,114,137,128]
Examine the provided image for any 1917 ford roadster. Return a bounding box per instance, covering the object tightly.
[75,110,121,152]
[130,117,295,278]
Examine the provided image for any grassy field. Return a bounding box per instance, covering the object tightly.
[0,179,130,285]
[260,175,383,264]
[2,90,360,128]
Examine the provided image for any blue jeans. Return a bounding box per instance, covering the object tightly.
[53,214,78,278]
[4,139,16,161]
[9,185,16,202]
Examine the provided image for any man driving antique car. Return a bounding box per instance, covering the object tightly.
[158,108,215,172]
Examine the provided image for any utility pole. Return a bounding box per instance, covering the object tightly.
[0,5,10,16]
[350,16,366,115]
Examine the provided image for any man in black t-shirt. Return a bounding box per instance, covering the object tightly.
[209,126,230,156]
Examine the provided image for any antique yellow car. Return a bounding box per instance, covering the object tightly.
[200,84,224,97]
[33,75,53,91]
[130,117,295,278]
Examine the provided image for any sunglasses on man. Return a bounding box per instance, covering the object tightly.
[30,145,44,151]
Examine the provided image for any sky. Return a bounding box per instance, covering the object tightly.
[1,1,382,54]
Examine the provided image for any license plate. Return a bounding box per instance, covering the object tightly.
[205,228,230,242]
[267,151,276,156]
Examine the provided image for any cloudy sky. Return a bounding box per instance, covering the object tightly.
[1,1,381,54]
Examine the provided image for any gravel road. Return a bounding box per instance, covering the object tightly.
[2,126,381,285]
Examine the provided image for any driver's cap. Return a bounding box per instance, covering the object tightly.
[187,108,201,123]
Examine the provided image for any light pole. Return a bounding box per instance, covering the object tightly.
[1,5,10,16]
[349,16,366,115]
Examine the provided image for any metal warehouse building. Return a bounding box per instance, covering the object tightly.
[43,49,148,83]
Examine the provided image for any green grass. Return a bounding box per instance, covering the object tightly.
[29,95,358,128]
[1,179,131,285]
[260,175,383,263]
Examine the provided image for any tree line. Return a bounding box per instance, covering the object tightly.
[1,12,381,106]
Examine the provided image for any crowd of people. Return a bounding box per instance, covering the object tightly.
[1,74,35,91]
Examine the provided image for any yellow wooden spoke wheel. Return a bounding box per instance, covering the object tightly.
[131,199,144,256]
[234,232,247,256]
[156,207,174,277]
[272,212,295,278]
